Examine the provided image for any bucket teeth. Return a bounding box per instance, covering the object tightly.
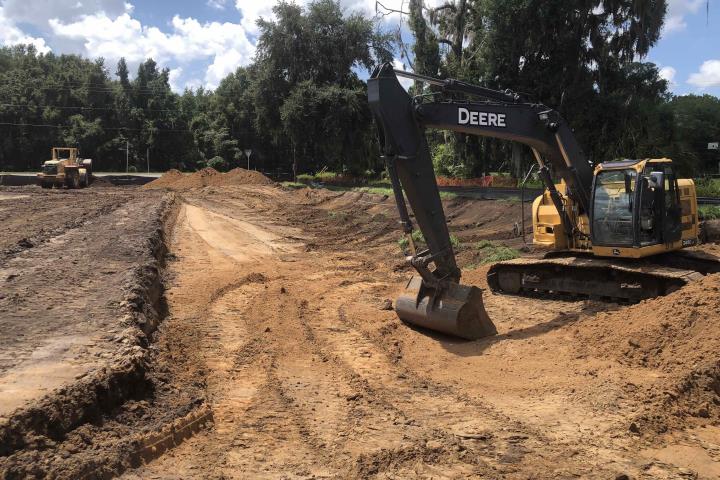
[395,276,497,340]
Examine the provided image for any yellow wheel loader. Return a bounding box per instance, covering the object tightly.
[367,63,720,340]
[37,147,93,189]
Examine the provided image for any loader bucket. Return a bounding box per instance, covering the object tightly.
[395,276,497,340]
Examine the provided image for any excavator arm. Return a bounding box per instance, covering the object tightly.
[367,63,594,339]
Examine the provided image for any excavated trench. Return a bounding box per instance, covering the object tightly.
[0,194,214,479]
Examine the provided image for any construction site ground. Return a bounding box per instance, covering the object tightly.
[2,173,720,479]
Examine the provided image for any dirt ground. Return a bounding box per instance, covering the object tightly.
[2,178,720,479]
[0,186,168,417]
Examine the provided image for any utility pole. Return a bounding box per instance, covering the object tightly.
[125,140,129,174]
[146,147,150,174]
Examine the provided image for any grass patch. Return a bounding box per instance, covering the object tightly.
[328,210,350,222]
[355,186,395,196]
[315,171,338,180]
[354,186,457,199]
[368,180,392,188]
[398,230,461,252]
[522,179,545,189]
[281,181,307,189]
[439,191,459,200]
[699,205,720,220]
[296,174,314,184]
[477,240,520,264]
[285,181,458,200]
[496,195,521,204]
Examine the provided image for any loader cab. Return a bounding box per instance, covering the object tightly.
[590,159,683,258]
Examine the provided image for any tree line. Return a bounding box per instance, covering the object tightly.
[0,0,718,178]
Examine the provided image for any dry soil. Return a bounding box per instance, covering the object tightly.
[2,181,720,479]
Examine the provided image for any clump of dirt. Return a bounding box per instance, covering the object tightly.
[144,167,273,190]
[577,273,720,433]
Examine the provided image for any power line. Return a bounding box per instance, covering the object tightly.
[0,121,194,133]
[0,103,188,114]
[0,80,185,96]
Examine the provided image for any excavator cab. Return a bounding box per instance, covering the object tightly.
[590,159,695,258]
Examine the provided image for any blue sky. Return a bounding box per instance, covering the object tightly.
[0,0,717,96]
[649,0,720,95]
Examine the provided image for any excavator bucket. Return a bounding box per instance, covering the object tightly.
[395,276,497,340]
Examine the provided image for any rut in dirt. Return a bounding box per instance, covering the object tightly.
[124,188,651,479]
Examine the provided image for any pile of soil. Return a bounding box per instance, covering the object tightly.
[577,273,720,432]
[220,167,273,186]
[144,168,272,190]
[143,169,185,189]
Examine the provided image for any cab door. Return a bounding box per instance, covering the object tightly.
[661,167,682,244]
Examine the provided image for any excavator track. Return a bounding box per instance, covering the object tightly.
[487,251,720,302]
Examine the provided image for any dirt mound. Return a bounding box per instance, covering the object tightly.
[577,273,720,432]
[217,168,273,186]
[144,168,272,190]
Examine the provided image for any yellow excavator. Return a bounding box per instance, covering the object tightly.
[368,63,719,340]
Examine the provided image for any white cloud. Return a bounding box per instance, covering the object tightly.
[659,65,677,84]
[206,48,245,88]
[49,12,255,89]
[235,0,277,35]
[0,6,51,53]
[688,60,720,88]
[0,0,404,91]
[168,67,183,92]
[392,59,413,90]
[207,0,228,9]
[664,0,705,33]
[2,0,130,28]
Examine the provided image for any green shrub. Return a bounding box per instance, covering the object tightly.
[477,240,520,264]
[523,179,545,189]
[128,165,137,173]
[431,142,473,179]
[699,205,720,220]
[328,210,349,221]
[297,174,314,184]
[696,178,720,197]
[398,229,425,250]
[358,186,394,196]
[281,181,306,189]
[315,171,338,180]
[368,180,392,188]
[207,156,228,172]
[398,230,460,251]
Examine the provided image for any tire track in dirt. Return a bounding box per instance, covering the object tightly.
[129,195,554,477]
[123,187,700,479]
[0,189,133,263]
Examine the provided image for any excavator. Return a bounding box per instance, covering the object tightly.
[368,62,719,340]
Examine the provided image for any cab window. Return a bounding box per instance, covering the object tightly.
[592,169,636,246]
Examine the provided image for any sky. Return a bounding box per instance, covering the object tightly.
[0,0,717,96]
